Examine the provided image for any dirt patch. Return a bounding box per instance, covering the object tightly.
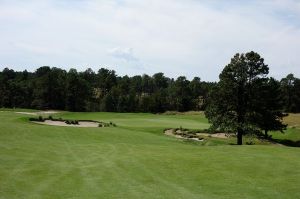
[33,120,99,127]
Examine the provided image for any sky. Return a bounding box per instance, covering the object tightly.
[0,0,300,81]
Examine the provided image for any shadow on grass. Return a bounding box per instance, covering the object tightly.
[271,139,300,147]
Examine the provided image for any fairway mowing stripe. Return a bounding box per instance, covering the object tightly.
[30,168,69,197]
[57,131,110,194]
[120,154,201,198]
[3,152,36,183]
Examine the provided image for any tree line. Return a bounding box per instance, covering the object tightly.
[0,61,299,114]
[0,67,215,112]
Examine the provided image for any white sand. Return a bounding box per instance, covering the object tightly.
[15,111,60,115]
[164,129,231,141]
[33,120,99,127]
[196,133,229,139]
[164,129,204,141]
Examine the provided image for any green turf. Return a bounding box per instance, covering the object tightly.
[0,110,299,198]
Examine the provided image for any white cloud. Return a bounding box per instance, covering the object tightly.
[108,47,138,62]
[0,0,299,80]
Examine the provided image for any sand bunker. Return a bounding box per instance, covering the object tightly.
[196,132,228,139]
[15,112,37,115]
[34,120,99,127]
[164,129,204,141]
[16,111,60,115]
[164,129,231,141]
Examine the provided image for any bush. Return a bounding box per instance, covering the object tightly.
[29,116,45,122]
[48,115,53,120]
[70,120,79,125]
[109,122,116,127]
[38,116,44,122]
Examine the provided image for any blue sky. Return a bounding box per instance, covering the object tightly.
[0,0,299,81]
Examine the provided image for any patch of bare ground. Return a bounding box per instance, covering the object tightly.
[33,120,99,127]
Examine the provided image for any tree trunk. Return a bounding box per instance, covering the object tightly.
[237,128,243,145]
[237,82,245,146]
[264,130,269,139]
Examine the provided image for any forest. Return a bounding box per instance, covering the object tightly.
[0,65,299,113]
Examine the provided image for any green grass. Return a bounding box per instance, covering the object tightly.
[0,110,300,198]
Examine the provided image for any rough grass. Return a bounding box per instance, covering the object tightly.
[0,110,299,198]
[284,113,300,129]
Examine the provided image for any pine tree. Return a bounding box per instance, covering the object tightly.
[205,51,270,145]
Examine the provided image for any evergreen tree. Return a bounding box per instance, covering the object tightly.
[0,65,298,115]
[254,78,287,138]
[280,74,300,112]
[31,66,52,109]
[205,51,270,145]
[66,69,89,111]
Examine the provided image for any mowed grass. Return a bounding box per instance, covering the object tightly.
[0,110,300,198]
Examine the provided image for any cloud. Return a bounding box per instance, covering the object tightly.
[0,0,299,80]
[108,47,138,62]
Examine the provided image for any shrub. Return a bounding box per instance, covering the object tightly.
[109,122,117,127]
[29,117,44,122]
[48,115,53,120]
[69,120,79,125]
[28,116,45,122]
[38,116,44,122]
[71,120,78,125]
